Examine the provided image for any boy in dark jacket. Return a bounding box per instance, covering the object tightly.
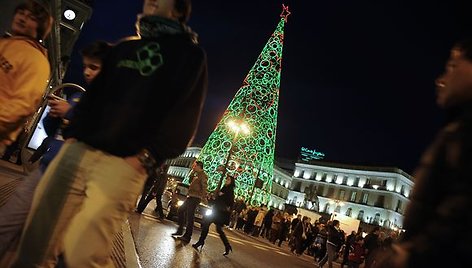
[12,0,208,267]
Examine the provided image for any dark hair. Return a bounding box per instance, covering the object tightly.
[80,41,112,61]
[332,219,340,226]
[454,38,472,61]
[174,0,192,23]
[195,160,204,169]
[226,175,236,188]
[15,0,53,41]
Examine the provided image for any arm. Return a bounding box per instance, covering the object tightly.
[0,52,50,143]
[43,92,82,137]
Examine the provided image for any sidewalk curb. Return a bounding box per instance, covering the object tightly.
[123,219,142,268]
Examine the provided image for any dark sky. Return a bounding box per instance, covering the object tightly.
[65,0,472,174]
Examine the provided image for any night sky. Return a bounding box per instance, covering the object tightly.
[64,0,472,174]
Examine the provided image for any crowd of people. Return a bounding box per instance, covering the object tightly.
[225,200,402,268]
[1,0,472,267]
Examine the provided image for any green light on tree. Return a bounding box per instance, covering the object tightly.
[191,5,290,205]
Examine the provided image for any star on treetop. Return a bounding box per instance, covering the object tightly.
[280,4,291,22]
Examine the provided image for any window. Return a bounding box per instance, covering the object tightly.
[350,191,357,202]
[400,185,406,195]
[321,173,327,181]
[327,187,335,198]
[357,210,364,221]
[311,172,317,180]
[342,176,348,185]
[324,203,330,213]
[345,207,352,217]
[354,177,360,187]
[373,213,381,225]
[362,193,369,204]
[293,181,302,191]
[317,185,324,196]
[375,195,385,208]
[338,190,346,200]
[335,205,341,213]
[396,200,402,212]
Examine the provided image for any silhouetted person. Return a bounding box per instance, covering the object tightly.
[378,38,472,268]
[192,175,235,255]
[136,163,169,219]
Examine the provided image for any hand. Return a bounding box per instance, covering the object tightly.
[48,99,71,118]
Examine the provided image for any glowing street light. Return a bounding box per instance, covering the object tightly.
[329,199,345,207]
[227,119,250,135]
[216,118,251,190]
[329,199,345,220]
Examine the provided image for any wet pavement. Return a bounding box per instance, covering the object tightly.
[1,159,343,267]
[130,206,322,268]
[0,159,137,268]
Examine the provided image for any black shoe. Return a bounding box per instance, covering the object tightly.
[223,245,232,256]
[178,236,191,243]
[171,230,183,236]
[192,241,204,251]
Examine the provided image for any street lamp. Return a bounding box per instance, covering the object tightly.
[216,118,250,191]
[329,199,345,220]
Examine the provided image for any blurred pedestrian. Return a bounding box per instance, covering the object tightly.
[172,160,208,243]
[0,0,52,154]
[261,208,274,239]
[291,216,310,255]
[0,40,110,264]
[192,175,235,255]
[12,0,208,266]
[341,231,357,268]
[317,220,344,268]
[363,226,380,268]
[347,236,365,268]
[136,163,170,219]
[378,38,472,268]
[252,204,266,236]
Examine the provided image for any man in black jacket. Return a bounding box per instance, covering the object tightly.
[317,220,344,268]
[12,0,207,267]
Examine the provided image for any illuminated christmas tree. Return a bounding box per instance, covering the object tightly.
[195,5,290,205]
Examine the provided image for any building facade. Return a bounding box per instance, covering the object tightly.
[166,147,201,181]
[167,147,414,230]
[284,161,413,230]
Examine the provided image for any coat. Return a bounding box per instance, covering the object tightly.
[211,184,235,225]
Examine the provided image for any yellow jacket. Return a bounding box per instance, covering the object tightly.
[0,36,50,144]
